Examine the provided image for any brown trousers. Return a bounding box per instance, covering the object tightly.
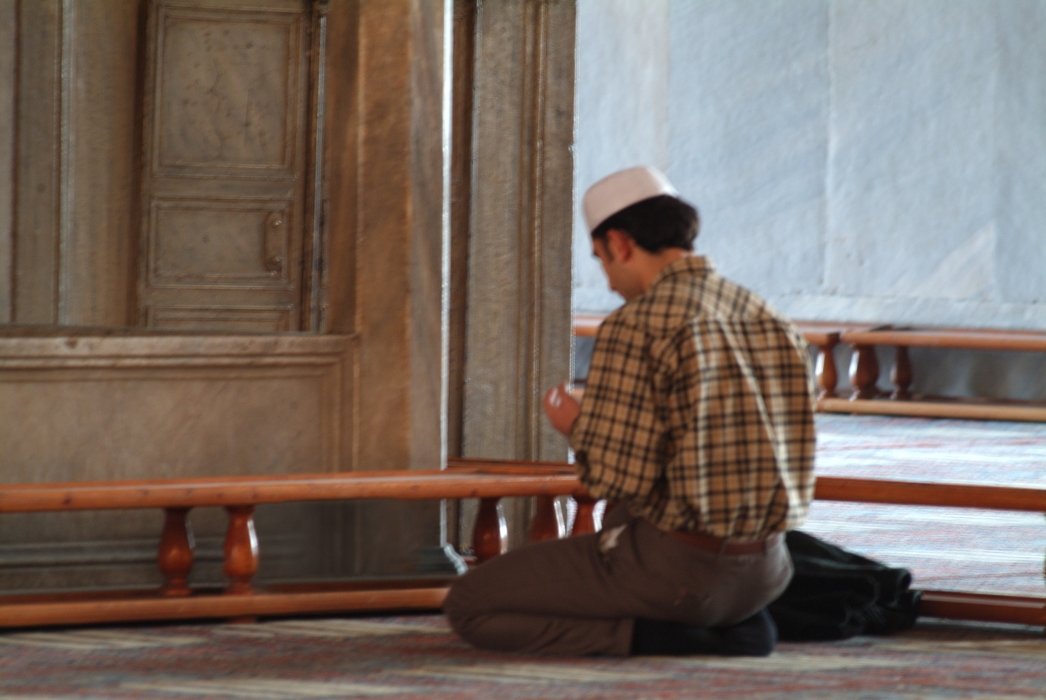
[444,506,793,656]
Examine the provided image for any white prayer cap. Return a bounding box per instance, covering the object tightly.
[582,165,679,233]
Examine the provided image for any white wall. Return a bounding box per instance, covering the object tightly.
[573,0,670,312]
[575,0,1046,331]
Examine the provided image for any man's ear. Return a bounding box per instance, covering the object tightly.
[605,229,634,262]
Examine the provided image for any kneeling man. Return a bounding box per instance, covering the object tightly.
[445,166,816,656]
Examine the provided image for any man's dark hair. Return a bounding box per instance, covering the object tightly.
[591,195,699,253]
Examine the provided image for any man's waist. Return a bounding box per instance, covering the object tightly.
[655,524,782,555]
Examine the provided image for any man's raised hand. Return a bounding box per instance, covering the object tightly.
[543,383,581,436]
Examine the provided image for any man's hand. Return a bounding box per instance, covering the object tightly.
[543,383,580,436]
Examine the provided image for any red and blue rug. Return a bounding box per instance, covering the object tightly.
[808,414,1046,596]
[1,614,1044,699]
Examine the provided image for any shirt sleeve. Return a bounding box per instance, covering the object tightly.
[569,316,668,506]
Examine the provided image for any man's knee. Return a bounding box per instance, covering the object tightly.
[443,577,509,651]
[442,575,475,635]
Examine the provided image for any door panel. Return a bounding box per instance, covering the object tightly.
[149,199,293,285]
[157,16,296,171]
[139,0,313,331]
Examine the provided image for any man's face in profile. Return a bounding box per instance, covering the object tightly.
[592,232,643,301]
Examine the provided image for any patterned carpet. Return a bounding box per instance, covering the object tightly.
[1,415,1044,698]
[814,413,1046,487]
[807,414,1046,596]
[1,615,1044,699]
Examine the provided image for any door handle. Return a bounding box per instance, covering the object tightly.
[265,211,284,273]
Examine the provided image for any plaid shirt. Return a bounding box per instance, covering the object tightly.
[570,256,816,540]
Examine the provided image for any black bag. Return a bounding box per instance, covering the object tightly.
[768,530,921,641]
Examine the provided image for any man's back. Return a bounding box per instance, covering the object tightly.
[571,255,816,539]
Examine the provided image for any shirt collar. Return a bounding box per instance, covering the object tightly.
[648,255,716,290]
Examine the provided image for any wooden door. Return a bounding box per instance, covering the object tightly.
[138,0,320,332]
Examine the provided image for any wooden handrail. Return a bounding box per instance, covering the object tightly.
[447,457,574,474]
[577,314,1046,351]
[571,315,875,403]
[918,591,1044,626]
[572,314,872,347]
[572,313,605,338]
[573,313,1046,421]
[0,469,588,513]
[0,586,450,628]
[817,397,1046,423]
[815,476,1046,512]
[841,328,1046,352]
[450,462,1046,514]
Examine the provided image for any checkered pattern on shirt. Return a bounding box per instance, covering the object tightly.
[570,256,816,539]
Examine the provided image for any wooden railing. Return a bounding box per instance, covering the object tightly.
[0,470,586,628]
[1,463,1043,629]
[820,327,1046,422]
[451,461,1046,629]
[448,460,599,562]
[576,315,1046,422]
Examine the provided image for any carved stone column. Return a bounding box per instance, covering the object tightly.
[462,0,576,546]
[0,0,17,322]
[5,0,139,326]
[325,0,448,475]
[324,0,453,574]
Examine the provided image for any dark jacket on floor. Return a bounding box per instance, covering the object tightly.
[768,530,921,641]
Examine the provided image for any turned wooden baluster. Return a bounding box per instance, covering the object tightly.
[223,505,259,595]
[158,507,194,596]
[570,495,599,535]
[849,344,880,400]
[891,345,912,400]
[472,497,507,564]
[528,495,564,541]
[814,335,840,399]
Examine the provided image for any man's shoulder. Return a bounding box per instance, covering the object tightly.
[701,276,807,346]
[672,264,801,328]
[601,260,802,342]
[600,289,687,341]
[618,264,771,336]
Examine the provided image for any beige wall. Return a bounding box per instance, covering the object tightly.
[0,0,14,322]
[0,0,456,589]
[0,0,577,591]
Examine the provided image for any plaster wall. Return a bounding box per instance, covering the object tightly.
[574,0,1046,331]
[573,0,670,312]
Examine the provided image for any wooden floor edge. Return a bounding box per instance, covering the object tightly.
[813,476,1046,511]
[0,587,450,629]
[3,586,1042,630]
[917,589,1045,626]
[817,397,1046,423]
